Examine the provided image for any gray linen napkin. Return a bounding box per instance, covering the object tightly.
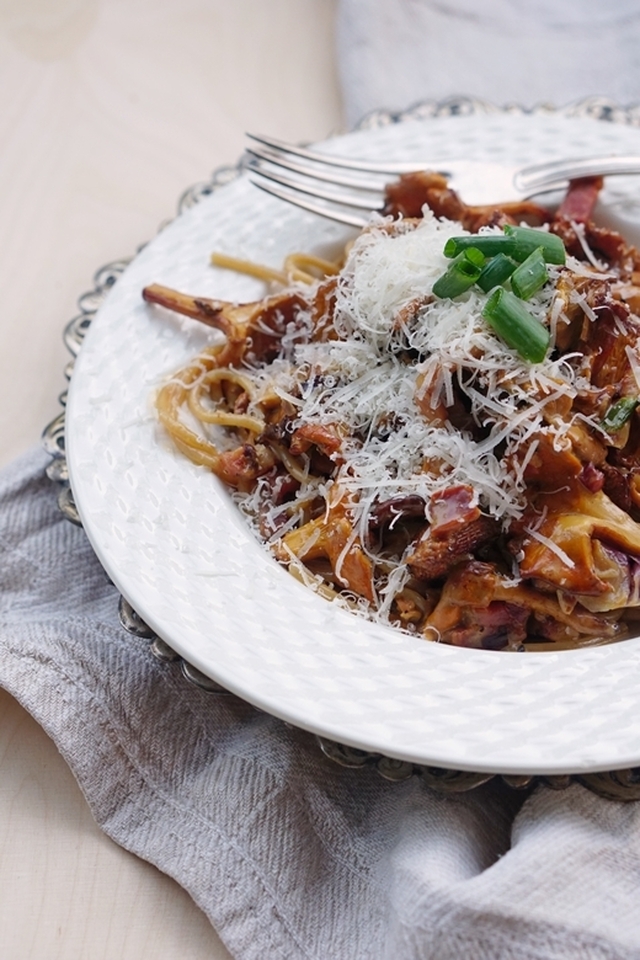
[2,446,640,958]
[337,0,640,127]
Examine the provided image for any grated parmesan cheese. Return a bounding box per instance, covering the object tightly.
[241,214,584,535]
[568,220,606,271]
[194,206,640,643]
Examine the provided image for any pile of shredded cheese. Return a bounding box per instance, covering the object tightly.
[243,211,602,544]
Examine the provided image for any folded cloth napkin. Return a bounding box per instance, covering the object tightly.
[337,0,640,127]
[3,447,640,958]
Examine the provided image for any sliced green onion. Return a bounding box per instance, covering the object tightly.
[432,249,484,299]
[482,287,550,363]
[503,224,566,265]
[510,247,549,300]
[476,253,517,293]
[601,397,639,432]
[463,246,486,269]
[444,234,518,259]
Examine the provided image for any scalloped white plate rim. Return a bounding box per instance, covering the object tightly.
[67,110,640,775]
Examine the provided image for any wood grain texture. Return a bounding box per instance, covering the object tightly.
[0,688,232,959]
[0,1,342,956]
[0,0,342,469]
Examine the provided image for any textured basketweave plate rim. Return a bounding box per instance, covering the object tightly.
[67,109,640,775]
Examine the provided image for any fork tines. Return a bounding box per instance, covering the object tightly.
[245,132,422,227]
[249,178,371,227]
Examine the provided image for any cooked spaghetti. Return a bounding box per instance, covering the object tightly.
[143,171,640,651]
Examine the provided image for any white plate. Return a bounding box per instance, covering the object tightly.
[67,111,640,775]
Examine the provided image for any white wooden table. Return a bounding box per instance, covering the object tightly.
[0,2,342,955]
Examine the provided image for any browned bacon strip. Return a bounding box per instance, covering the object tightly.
[555,176,603,223]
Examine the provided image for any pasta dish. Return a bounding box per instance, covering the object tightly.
[142,171,640,652]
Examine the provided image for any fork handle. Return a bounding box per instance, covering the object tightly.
[516,155,640,194]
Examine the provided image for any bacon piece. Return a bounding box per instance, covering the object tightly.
[429,484,480,537]
[549,180,640,270]
[555,176,603,223]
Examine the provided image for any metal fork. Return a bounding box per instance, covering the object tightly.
[246,132,640,227]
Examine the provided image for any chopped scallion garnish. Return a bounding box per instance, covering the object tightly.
[511,247,548,300]
[476,253,517,293]
[444,235,518,259]
[463,247,486,269]
[601,397,639,432]
[503,225,566,265]
[482,287,550,363]
[432,249,484,299]
[444,227,566,266]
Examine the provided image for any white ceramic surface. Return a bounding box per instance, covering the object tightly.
[67,112,640,775]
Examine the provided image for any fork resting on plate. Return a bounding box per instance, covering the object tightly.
[245,132,640,227]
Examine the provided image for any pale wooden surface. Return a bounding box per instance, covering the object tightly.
[0,1,343,956]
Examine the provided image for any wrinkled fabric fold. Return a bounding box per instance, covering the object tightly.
[1,448,640,959]
[337,0,640,127]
